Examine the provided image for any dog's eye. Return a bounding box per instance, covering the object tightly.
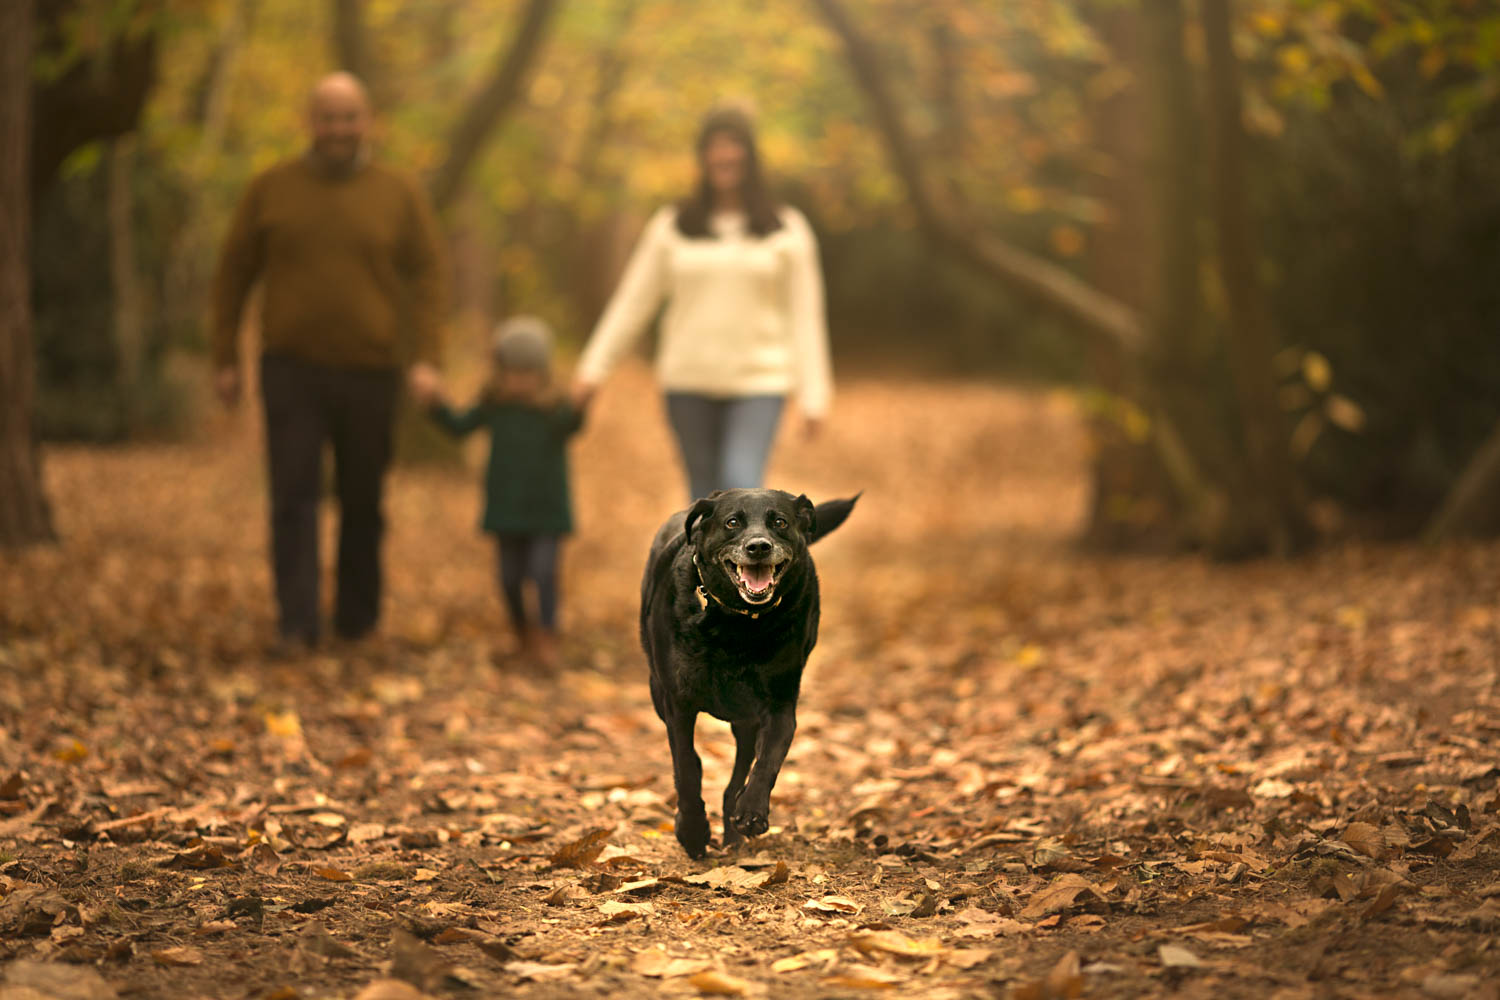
[725,516,740,529]
[773,516,788,530]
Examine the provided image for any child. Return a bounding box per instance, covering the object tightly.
[429,316,584,668]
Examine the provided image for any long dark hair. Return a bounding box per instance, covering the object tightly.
[675,106,784,239]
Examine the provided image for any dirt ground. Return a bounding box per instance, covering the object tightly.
[2,365,1498,1000]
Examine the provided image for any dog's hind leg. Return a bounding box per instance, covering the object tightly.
[721,721,759,849]
[665,710,712,859]
[730,707,796,840]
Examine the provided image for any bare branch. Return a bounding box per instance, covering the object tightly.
[428,0,561,214]
[808,0,1146,356]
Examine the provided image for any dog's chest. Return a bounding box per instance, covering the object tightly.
[671,619,807,719]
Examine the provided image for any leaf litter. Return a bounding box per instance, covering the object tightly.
[2,369,1499,998]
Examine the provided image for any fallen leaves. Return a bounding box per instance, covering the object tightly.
[4,373,1500,1000]
[548,827,612,869]
[1018,874,1108,919]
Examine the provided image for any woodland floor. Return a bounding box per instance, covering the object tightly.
[2,365,1499,1000]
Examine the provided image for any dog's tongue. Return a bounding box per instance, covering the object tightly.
[740,563,775,591]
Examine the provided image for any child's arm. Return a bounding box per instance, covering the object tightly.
[553,400,586,437]
[428,399,486,437]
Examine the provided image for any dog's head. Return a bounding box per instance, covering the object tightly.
[684,489,816,608]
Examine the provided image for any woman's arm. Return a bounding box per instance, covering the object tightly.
[573,207,675,394]
[783,208,834,423]
[428,401,486,437]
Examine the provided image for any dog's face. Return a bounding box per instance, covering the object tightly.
[685,489,815,607]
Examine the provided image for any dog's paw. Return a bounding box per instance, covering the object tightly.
[675,808,712,859]
[730,805,770,839]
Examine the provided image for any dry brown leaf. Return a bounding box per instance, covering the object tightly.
[803,895,862,914]
[1019,874,1105,919]
[152,945,205,967]
[350,981,431,1000]
[770,949,839,973]
[548,827,612,869]
[847,929,948,959]
[1158,944,1203,968]
[820,964,903,989]
[504,960,577,982]
[314,866,353,882]
[246,842,281,875]
[632,949,712,978]
[686,969,756,995]
[1342,821,1386,859]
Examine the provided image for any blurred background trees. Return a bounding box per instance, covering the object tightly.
[9,0,1500,553]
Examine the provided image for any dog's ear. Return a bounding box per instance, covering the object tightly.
[684,494,721,544]
[793,494,816,536]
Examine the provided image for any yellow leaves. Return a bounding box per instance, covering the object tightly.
[1048,225,1085,259]
[264,709,302,738]
[1301,351,1333,392]
[51,740,88,764]
[313,867,353,882]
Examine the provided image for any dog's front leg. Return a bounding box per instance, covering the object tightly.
[721,721,759,849]
[730,707,796,839]
[665,710,711,859]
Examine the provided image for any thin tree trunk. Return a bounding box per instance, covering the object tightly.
[109,135,147,430]
[1,0,55,547]
[810,0,1224,544]
[428,0,561,214]
[1425,416,1500,541]
[332,0,371,83]
[1201,0,1308,554]
[810,0,1146,357]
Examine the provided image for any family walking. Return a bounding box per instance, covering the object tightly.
[213,74,834,664]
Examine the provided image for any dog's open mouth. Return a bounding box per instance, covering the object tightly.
[725,559,788,605]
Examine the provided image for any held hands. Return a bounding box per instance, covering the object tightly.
[570,378,598,411]
[408,362,446,407]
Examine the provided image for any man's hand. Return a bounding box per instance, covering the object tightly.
[570,378,598,411]
[215,367,241,408]
[408,362,443,406]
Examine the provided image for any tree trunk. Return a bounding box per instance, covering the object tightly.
[109,136,147,430]
[1424,416,1500,541]
[428,0,561,214]
[1,0,55,546]
[332,0,373,84]
[1081,4,1183,550]
[1201,0,1309,555]
[811,0,1223,546]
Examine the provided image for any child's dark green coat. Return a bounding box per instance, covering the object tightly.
[430,399,583,536]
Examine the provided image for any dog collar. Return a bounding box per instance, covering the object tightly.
[693,554,782,619]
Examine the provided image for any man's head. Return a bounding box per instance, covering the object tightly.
[307,72,371,170]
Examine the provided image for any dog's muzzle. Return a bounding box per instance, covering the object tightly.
[721,537,790,605]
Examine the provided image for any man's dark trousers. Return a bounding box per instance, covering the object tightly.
[260,355,399,643]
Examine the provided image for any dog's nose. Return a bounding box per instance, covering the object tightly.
[745,539,773,560]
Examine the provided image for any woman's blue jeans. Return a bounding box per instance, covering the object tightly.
[664,393,785,501]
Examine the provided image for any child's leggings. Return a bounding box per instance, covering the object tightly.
[495,534,560,630]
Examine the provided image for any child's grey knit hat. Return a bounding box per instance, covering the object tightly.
[490,315,553,370]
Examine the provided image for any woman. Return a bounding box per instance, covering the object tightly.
[572,106,833,501]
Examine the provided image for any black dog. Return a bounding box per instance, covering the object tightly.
[640,488,857,859]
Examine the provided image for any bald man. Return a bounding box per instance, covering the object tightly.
[213,72,447,653]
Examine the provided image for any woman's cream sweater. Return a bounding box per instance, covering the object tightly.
[575,205,833,418]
